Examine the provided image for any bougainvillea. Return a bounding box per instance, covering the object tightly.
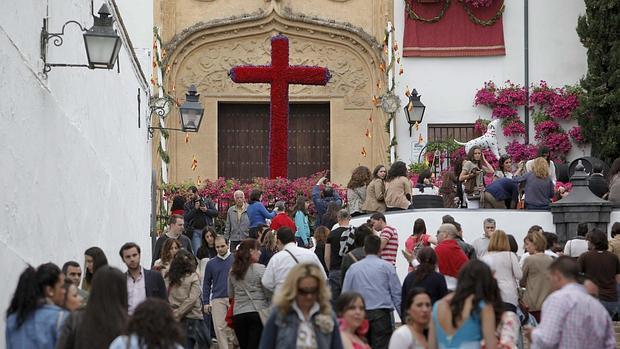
[505,140,538,163]
[229,34,331,178]
[474,80,585,163]
[475,81,497,106]
[569,126,586,144]
[541,132,572,161]
[547,92,580,120]
[502,120,526,137]
[534,120,561,139]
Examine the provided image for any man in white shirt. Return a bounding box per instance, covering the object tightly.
[473,218,496,258]
[262,227,327,294]
[563,222,589,258]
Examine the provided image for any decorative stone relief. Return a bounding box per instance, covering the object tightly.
[175,35,371,107]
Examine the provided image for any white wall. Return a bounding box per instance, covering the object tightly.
[393,0,588,164]
[0,0,153,342]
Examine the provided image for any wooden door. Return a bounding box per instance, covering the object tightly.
[218,103,330,181]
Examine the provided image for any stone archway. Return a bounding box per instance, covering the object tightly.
[161,11,388,184]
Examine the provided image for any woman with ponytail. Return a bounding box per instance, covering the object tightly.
[6,263,68,348]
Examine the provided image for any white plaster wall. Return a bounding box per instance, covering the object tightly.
[393,0,589,164]
[0,0,153,343]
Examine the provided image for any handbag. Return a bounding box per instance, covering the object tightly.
[225,298,234,328]
[516,193,525,210]
[238,281,271,324]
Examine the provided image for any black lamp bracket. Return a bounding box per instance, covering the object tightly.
[40,19,89,77]
[147,96,179,140]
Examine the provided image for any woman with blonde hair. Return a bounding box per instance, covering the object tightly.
[153,238,182,277]
[520,230,551,322]
[347,166,371,217]
[514,157,554,210]
[259,263,343,349]
[481,230,522,313]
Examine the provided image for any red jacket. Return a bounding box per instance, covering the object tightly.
[435,239,468,277]
[270,212,296,232]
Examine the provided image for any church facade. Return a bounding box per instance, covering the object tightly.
[154,0,589,185]
[154,0,393,185]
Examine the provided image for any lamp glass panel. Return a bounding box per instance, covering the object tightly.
[84,35,120,66]
[411,106,425,122]
[180,109,202,131]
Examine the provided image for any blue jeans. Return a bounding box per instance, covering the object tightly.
[328,269,341,302]
[191,229,203,254]
[600,299,619,318]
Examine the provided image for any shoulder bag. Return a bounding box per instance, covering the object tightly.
[238,279,271,324]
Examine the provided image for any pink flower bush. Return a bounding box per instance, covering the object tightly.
[503,120,526,137]
[492,105,518,119]
[505,140,538,163]
[534,120,560,139]
[530,81,555,106]
[547,92,579,120]
[569,126,586,144]
[496,83,527,106]
[540,132,572,161]
[474,81,497,106]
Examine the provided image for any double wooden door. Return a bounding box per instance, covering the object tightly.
[218,103,330,181]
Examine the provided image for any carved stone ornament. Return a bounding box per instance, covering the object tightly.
[164,12,384,109]
[380,92,401,114]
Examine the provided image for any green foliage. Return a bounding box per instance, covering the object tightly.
[426,140,460,153]
[408,162,429,174]
[576,0,620,163]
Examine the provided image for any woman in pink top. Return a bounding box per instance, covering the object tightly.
[336,292,371,349]
[403,218,438,271]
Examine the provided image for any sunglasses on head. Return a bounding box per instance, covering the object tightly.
[298,287,319,295]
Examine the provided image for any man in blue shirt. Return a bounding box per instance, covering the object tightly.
[342,234,401,349]
[203,236,234,349]
[483,177,518,209]
[312,176,342,226]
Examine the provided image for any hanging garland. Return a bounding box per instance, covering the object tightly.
[404,0,504,27]
[404,0,451,23]
[460,0,505,27]
[381,25,402,162]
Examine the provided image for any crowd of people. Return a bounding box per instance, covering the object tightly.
[7,195,620,349]
[341,147,620,211]
[5,151,620,349]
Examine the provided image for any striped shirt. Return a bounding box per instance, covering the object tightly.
[380,225,398,266]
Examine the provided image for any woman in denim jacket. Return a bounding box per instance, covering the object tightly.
[259,263,343,349]
[6,263,68,349]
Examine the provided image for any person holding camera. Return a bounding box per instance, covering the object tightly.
[185,186,218,253]
[312,176,342,226]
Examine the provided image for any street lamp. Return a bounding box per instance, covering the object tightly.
[178,86,205,132]
[149,85,205,138]
[40,3,122,76]
[403,89,426,137]
[83,4,122,70]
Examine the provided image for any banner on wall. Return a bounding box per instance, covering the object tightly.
[403,0,506,57]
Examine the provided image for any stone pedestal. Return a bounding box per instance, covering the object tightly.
[551,161,613,243]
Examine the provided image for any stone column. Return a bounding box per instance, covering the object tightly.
[551,161,613,243]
